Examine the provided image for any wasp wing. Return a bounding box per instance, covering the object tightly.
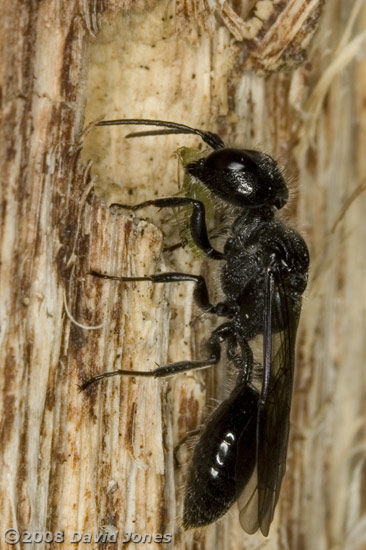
[238,269,300,536]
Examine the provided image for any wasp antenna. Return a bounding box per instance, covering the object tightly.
[125,129,194,139]
[96,118,225,150]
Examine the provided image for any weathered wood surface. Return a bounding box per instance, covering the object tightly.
[0,1,365,549]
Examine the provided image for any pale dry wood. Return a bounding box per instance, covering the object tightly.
[0,1,365,550]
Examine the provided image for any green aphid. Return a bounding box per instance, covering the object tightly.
[176,146,216,257]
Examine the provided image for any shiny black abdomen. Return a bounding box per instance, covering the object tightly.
[183,384,259,528]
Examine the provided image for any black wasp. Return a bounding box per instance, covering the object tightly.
[81,119,309,536]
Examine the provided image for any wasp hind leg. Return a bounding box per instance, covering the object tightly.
[79,322,234,391]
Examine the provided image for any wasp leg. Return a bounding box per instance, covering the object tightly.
[163,228,228,254]
[163,241,186,253]
[226,333,254,384]
[110,197,223,260]
[90,270,231,316]
[80,322,234,391]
